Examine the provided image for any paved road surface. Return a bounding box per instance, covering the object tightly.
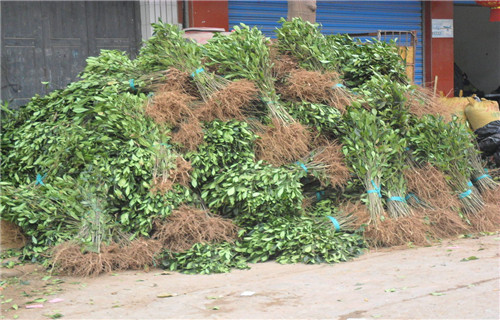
[2,234,499,319]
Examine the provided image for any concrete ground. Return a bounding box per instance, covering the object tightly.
[1,234,499,319]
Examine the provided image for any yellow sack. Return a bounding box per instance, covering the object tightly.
[464,100,500,131]
[437,97,473,123]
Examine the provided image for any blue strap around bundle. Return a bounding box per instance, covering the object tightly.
[467,181,473,187]
[388,196,406,202]
[129,79,136,90]
[472,173,492,183]
[327,216,341,231]
[459,189,472,199]
[35,173,47,186]
[405,193,421,203]
[334,83,345,89]
[316,190,325,201]
[295,161,308,173]
[366,180,381,198]
[191,68,204,77]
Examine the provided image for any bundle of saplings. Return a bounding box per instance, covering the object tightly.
[1,18,498,276]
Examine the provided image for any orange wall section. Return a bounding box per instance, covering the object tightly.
[188,0,229,30]
[424,0,455,96]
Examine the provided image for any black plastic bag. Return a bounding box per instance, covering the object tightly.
[475,120,500,166]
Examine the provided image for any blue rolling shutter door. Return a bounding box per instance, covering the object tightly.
[228,1,423,84]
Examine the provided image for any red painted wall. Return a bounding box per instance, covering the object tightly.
[424,1,455,96]
[188,0,229,30]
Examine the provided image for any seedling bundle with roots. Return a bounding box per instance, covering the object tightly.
[365,213,431,247]
[152,206,239,253]
[279,69,351,113]
[304,141,350,189]
[136,68,197,95]
[199,79,259,122]
[404,164,459,210]
[146,89,196,125]
[467,146,498,193]
[406,86,454,122]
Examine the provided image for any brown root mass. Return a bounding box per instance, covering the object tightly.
[145,90,196,125]
[117,238,163,270]
[0,220,26,249]
[51,239,162,277]
[272,54,299,80]
[340,201,371,229]
[424,208,470,239]
[199,80,259,122]
[312,142,350,189]
[406,86,454,122]
[255,119,311,166]
[279,69,336,102]
[364,214,431,247]
[467,190,500,232]
[404,164,459,210]
[171,117,204,151]
[152,206,239,253]
[278,69,351,112]
[155,68,199,97]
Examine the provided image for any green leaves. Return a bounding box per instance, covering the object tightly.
[236,216,366,264]
[136,21,201,73]
[201,161,304,226]
[161,242,248,274]
[276,17,339,71]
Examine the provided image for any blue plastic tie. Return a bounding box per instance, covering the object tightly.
[316,191,325,201]
[467,181,473,187]
[191,67,205,77]
[459,189,472,199]
[405,193,421,203]
[388,196,406,202]
[295,161,308,173]
[334,83,345,89]
[35,173,47,186]
[472,174,491,183]
[366,180,381,198]
[147,92,154,97]
[327,216,341,231]
[129,79,136,90]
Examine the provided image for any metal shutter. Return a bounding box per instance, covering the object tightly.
[228,0,424,84]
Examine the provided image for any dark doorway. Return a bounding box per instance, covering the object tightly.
[1,1,141,107]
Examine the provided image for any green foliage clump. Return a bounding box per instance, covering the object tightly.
[204,24,292,122]
[339,39,407,88]
[285,101,342,137]
[82,49,137,80]
[275,17,339,71]
[0,178,84,259]
[188,120,258,187]
[136,21,201,72]
[1,51,195,239]
[236,216,366,264]
[201,161,305,226]
[161,242,248,274]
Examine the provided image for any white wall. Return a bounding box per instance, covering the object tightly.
[140,0,180,41]
[454,5,500,94]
